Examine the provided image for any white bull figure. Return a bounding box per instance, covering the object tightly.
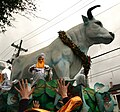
[11,5,114,81]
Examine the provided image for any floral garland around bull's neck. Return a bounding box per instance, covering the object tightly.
[58,31,91,78]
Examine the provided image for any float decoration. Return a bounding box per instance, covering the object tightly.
[0,80,116,112]
[58,31,91,77]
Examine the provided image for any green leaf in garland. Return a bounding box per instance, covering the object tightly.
[39,94,49,108]
[84,88,95,100]
[36,79,46,88]
[45,87,56,98]
[45,102,55,111]
[33,87,45,97]
[33,79,46,97]
[46,80,58,88]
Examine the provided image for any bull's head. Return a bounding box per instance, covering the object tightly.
[82,5,114,45]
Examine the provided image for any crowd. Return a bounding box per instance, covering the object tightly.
[15,78,82,112]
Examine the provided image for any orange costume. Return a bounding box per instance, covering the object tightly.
[58,96,82,112]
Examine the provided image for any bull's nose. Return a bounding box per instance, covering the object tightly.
[109,32,115,38]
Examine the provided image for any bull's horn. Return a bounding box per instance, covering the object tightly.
[87,5,100,20]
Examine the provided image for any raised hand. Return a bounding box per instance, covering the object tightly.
[14,79,35,99]
[56,78,70,99]
[33,100,40,108]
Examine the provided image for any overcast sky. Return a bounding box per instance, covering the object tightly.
[0,0,120,88]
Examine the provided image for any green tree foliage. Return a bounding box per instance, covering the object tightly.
[0,0,36,33]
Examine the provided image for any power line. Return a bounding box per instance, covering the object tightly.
[19,0,96,53]
[1,1,120,59]
[88,66,120,79]
[13,0,84,43]
[91,47,120,59]
[92,53,120,65]
[95,2,120,17]
[27,36,56,50]
[88,46,120,79]
[0,0,87,57]
[89,64,120,77]
[19,0,95,52]
[23,1,120,50]
[24,1,120,43]
[0,45,11,56]
[1,49,14,60]
[23,0,95,42]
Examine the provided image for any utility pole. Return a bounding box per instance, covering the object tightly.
[11,40,28,57]
[6,40,28,64]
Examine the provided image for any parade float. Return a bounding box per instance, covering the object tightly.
[0,5,116,112]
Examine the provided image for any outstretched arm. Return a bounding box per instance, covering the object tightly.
[14,79,35,112]
[55,78,70,104]
[14,79,35,99]
[56,78,70,99]
[56,79,82,112]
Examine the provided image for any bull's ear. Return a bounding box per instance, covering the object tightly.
[82,15,89,25]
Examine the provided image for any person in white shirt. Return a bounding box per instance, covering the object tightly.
[1,66,12,90]
[2,66,11,80]
[29,53,53,86]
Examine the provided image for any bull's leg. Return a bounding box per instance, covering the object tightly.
[53,59,70,106]
[53,59,70,80]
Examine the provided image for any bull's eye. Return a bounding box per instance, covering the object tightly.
[95,21,103,27]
